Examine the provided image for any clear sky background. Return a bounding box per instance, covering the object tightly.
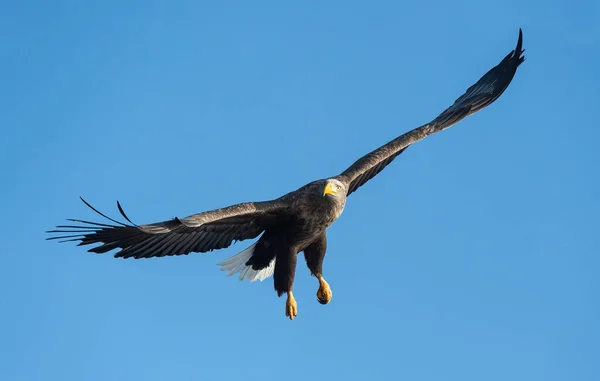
[2,1,599,380]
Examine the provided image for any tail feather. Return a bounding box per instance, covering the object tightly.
[217,243,275,282]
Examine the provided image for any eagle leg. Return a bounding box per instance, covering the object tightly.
[316,276,332,305]
[303,232,331,305]
[286,291,298,320]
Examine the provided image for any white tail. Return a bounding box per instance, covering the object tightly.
[216,242,276,282]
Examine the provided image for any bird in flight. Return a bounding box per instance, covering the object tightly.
[48,29,525,320]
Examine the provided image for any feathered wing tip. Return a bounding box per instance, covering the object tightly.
[498,28,525,66]
[513,28,525,64]
[45,197,134,247]
[217,243,276,282]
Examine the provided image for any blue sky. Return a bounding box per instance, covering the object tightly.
[2,1,599,380]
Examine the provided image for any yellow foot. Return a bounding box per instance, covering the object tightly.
[286,292,298,320]
[316,277,332,305]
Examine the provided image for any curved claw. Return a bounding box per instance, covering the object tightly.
[317,295,330,305]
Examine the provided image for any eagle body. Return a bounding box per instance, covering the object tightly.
[48,29,525,320]
[231,179,346,298]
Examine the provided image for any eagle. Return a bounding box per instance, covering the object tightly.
[48,29,525,320]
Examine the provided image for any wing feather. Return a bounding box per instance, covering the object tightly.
[47,196,290,259]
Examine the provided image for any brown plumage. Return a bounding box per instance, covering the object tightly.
[47,29,525,320]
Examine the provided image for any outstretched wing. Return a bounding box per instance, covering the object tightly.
[340,29,525,196]
[47,197,290,259]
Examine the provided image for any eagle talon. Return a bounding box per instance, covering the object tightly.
[316,277,332,305]
[285,292,298,320]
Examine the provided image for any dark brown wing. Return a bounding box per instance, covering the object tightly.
[47,197,291,259]
[339,29,525,196]
[344,146,409,196]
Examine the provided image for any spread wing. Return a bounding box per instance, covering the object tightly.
[47,197,291,259]
[340,29,525,196]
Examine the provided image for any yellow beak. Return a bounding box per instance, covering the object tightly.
[323,182,337,196]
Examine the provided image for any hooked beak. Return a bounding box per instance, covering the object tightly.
[323,183,337,196]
